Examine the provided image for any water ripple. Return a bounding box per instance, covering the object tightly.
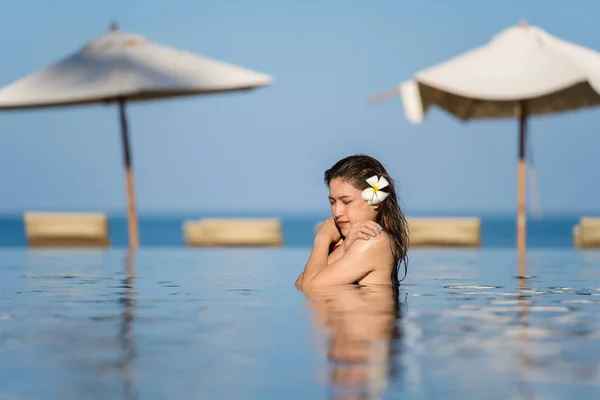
[1,248,600,399]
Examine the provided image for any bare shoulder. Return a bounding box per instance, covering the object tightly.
[346,231,392,255]
[346,232,394,285]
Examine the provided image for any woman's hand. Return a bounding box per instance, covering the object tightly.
[343,220,382,250]
[315,217,341,245]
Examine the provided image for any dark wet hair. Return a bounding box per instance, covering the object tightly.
[324,154,409,284]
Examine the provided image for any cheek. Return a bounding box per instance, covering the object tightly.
[345,202,364,219]
[351,202,377,220]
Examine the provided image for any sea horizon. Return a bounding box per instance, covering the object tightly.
[1,208,599,219]
[0,210,596,249]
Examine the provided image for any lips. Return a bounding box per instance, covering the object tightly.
[337,221,349,227]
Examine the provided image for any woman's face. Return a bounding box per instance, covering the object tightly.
[328,178,378,237]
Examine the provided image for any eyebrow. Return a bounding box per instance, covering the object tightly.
[329,195,353,200]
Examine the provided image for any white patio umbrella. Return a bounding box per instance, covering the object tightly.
[0,23,274,249]
[370,20,600,257]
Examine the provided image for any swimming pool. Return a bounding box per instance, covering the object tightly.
[1,247,599,399]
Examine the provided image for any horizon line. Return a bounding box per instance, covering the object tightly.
[0,208,598,218]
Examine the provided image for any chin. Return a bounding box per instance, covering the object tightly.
[339,227,350,238]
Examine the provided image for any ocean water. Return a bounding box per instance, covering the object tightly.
[0,213,590,248]
[1,247,600,399]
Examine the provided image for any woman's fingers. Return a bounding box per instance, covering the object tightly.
[359,226,379,239]
[358,221,380,232]
[368,223,381,235]
[349,221,383,241]
[364,222,381,235]
[353,229,369,241]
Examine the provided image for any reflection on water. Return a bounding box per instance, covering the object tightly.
[301,284,406,400]
[1,247,600,399]
[119,250,138,400]
[1,249,140,400]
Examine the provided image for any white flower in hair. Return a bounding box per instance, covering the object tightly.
[362,175,389,205]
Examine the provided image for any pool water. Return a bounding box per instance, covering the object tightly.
[1,247,600,399]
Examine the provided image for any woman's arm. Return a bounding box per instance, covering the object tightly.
[295,241,344,288]
[295,273,304,288]
[295,235,330,289]
[295,218,340,289]
[299,233,390,289]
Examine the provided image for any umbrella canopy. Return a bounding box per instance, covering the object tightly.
[370,21,600,262]
[0,23,274,249]
[0,23,273,109]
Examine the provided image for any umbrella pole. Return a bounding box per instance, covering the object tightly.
[119,98,140,250]
[517,101,527,273]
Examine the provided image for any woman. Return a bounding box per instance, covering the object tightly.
[295,154,409,289]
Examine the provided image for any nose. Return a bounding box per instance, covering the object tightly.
[333,203,344,217]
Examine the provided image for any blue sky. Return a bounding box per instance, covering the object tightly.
[0,0,598,216]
